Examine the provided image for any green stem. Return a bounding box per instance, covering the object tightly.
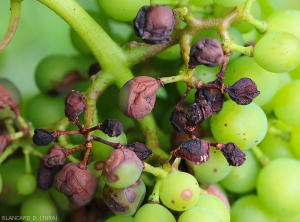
[251,145,270,167]
[143,162,169,178]
[148,177,163,203]
[159,75,185,85]
[0,144,18,164]
[0,0,22,52]
[23,148,32,174]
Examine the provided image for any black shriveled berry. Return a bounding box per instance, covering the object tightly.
[195,79,225,114]
[33,129,55,146]
[123,142,152,161]
[216,142,246,166]
[65,90,86,122]
[172,138,210,165]
[189,38,224,68]
[100,119,123,137]
[186,101,212,126]
[133,5,175,44]
[36,163,62,190]
[225,78,260,105]
[170,110,188,132]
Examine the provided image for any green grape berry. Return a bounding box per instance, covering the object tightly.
[134,203,176,222]
[178,206,222,222]
[17,174,36,195]
[159,171,200,211]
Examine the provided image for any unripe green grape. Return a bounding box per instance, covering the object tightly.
[25,93,65,128]
[17,174,36,195]
[254,31,300,73]
[278,212,300,222]
[103,179,146,216]
[231,195,277,222]
[220,150,261,193]
[178,206,222,222]
[105,215,134,222]
[134,203,176,222]
[210,100,268,150]
[156,44,181,61]
[266,9,300,40]
[34,54,80,93]
[49,187,70,211]
[0,158,26,206]
[159,171,200,211]
[195,194,230,222]
[187,146,232,185]
[273,80,300,127]
[290,126,300,158]
[98,0,149,22]
[224,56,281,106]
[190,0,213,7]
[269,0,300,11]
[92,130,127,161]
[257,158,300,217]
[20,191,58,222]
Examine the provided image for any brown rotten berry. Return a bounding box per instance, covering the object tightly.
[32,129,55,146]
[225,77,260,105]
[122,142,152,161]
[43,144,67,168]
[189,38,224,68]
[170,110,188,132]
[186,101,212,126]
[216,142,246,166]
[56,163,97,206]
[100,119,123,137]
[101,148,144,189]
[172,138,210,165]
[133,5,175,44]
[65,90,86,122]
[118,76,160,119]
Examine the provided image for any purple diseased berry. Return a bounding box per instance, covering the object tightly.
[65,90,86,122]
[216,143,246,166]
[225,77,260,105]
[56,163,97,206]
[32,129,55,146]
[43,144,67,168]
[133,5,175,44]
[101,148,144,189]
[189,38,224,68]
[122,142,152,161]
[173,138,210,165]
[103,179,146,216]
[118,76,160,119]
[100,119,123,137]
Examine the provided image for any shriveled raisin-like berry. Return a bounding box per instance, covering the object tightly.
[100,119,123,137]
[173,138,210,165]
[56,163,97,206]
[43,144,67,168]
[189,38,224,68]
[32,129,55,146]
[122,142,152,161]
[170,110,188,132]
[225,78,260,105]
[133,5,175,44]
[36,163,62,190]
[118,76,160,119]
[65,90,86,122]
[216,142,246,166]
[195,79,225,114]
[186,101,212,126]
[0,84,19,115]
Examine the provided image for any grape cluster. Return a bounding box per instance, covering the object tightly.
[1,0,300,221]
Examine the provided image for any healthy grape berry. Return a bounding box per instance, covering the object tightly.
[43,144,67,168]
[32,129,55,146]
[65,90,86,122]
[118,76,160,119]
[56,163,97,206]
[189,38,224,68]
[133,5,175,44]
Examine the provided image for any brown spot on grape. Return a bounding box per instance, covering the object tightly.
[224,124,227,126]
[171,200,175,204]
[213,168,217,173]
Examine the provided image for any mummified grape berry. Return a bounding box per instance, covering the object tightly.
[43,144,67,168]
[32,129,55,146]
[65,90,86,122]
[101,148,144,189]
[56,163,97,206]
[100,119,123,137]
[37,163,59,190]
[216,143,246,166]
[186,101,212,126]
[189,38,224,68]
[195,79,225,114]
[133,5,175,44]
[122,142,152,161]
[225,77,260,105]
[118,76,160,119]
[172,138,210,165]
[103,179,146,216]
[170,110,188,132]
